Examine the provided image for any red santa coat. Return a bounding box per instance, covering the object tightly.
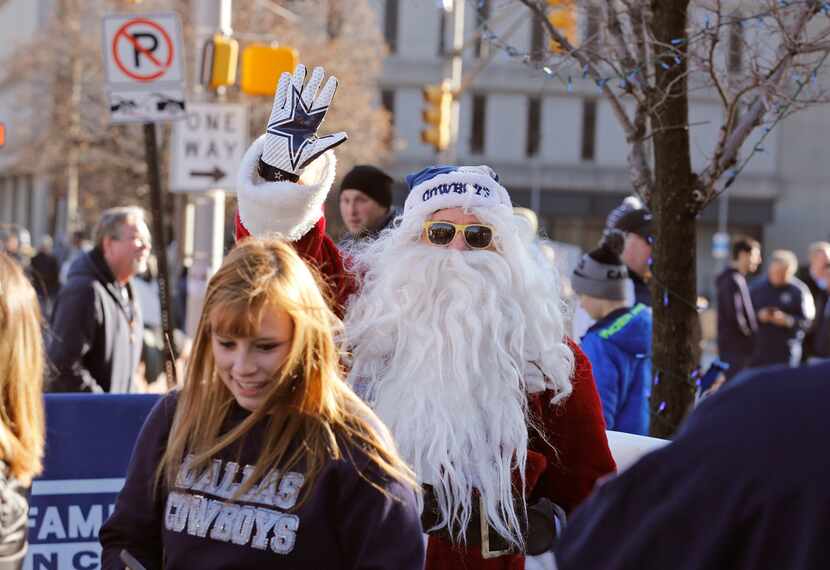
[238,212,616,568]
[425,340,616,569]
[235,212,355,318]
[235,142,616,569]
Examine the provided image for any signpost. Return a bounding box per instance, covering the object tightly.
[24,394,160,569]
[102,12,186,388]
[712,231,730,260]
[170,102,248,192]
[102,13,186,123]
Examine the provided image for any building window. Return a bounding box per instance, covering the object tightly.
[10,177,19,223]
[22,176,32,230]
[380,89,395,127]
[526,97,542,157]
[470,94,486,155]
[385,0,399,54]
[727,15,743,73]
[474,0,490,59]
[0,178,7,224]
[581,99,597,161]
[26,174,37,232]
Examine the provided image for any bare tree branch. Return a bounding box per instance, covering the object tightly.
[518,0,655,199]
[697,0,822,201]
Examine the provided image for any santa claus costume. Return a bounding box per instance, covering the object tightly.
[235,64,616,570]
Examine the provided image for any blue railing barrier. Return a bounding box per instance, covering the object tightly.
[24,394,161,570]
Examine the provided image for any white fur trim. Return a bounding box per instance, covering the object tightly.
[403,170,512,223]
[237,134,337,241]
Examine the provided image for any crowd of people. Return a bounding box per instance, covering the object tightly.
[1,63,829,569]
[716,237,830,380]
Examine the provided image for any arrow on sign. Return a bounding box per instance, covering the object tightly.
[189,166,226,182]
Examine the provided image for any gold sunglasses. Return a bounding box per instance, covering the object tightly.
[422,221,495,249]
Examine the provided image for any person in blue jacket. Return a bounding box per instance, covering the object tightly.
[572,232,652,435]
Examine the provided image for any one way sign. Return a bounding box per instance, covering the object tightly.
[170,102,248,192]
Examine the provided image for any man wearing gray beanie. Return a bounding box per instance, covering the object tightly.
[572,233,653,435]
[338,165,400,249]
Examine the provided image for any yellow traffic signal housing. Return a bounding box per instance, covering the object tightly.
[547,0,577,53]
[210,34,238,88]
[421,82,453,152]
[241,44,299,96]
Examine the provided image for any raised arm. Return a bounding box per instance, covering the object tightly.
[234,64,355,315]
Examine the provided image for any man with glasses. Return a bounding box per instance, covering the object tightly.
[340,166,614,567]
[47,207,151,393]
[234,64,615,570]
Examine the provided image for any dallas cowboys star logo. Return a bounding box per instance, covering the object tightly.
[266,85,328,171]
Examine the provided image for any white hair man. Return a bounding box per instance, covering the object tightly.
[235,65,615,570]
[340,166,614,568]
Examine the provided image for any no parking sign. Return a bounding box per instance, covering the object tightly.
[102,13,186,123]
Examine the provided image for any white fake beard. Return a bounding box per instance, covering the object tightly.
[343,218,574,548]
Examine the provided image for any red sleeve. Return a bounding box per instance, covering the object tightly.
[235,211,357,318]
[529,338,616,512]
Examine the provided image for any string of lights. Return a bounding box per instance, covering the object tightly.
[471,0,830,197]
[466,0,830,426]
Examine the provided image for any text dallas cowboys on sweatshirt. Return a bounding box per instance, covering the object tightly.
[165,454,304,553]
[100,392,425,569]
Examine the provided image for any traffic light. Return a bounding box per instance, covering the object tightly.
[200,34,239,89]
[547,0,577,53]
[421,81,453,152]
[240,44,299,96]
[0,122,5,148]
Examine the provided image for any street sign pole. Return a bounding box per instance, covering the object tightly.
[143,123,177,389]
[103,11,186,389]
[441,0,464,163]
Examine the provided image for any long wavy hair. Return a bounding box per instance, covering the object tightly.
[158,238,416,504]
[0,253,45,486]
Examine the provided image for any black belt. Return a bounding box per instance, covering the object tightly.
[421,484,564,559]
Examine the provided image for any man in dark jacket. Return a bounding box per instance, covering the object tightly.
[749,249,812,368]
[716,236,761,380]
[612,205,654,307]
[572,234,652,435]
[337,165,399,249]
[795,241,830,362]
[555,360,830,570]
[29,235,61,318]
[47,207,151,393]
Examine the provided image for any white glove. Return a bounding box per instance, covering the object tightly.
[260,64,348,180]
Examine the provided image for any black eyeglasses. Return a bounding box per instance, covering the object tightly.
[422,221,495,250]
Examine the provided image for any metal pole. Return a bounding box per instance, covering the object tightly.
[143,122,177,389]
[443,0,464,164]
[185,0,230,337]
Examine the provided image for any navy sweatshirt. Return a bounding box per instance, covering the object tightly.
[748,278,809,367]
[99,392,425,569]
[715,267,757,373]
[555,361,830,570]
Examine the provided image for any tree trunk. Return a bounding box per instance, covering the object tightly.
[648,0,699,438]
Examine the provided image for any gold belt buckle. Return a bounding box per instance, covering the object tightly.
[479,495,513,559]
